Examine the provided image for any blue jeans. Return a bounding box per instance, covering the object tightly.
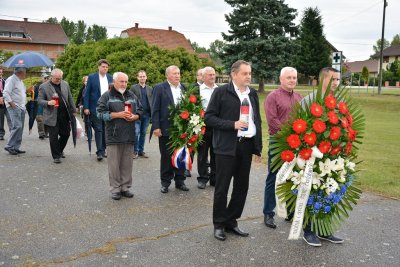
[134,114,150,153]
[90,113,105,156]
[5,107,25,150]
[263,140,278,216]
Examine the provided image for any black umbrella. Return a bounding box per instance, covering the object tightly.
[84,114,93,154]
[26,99,38,133]
[70,116,77,148]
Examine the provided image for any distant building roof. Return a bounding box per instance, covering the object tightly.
[346,59,379,73]
[120,23,194,54]
[382,44,400,57]
[0,18,69,45]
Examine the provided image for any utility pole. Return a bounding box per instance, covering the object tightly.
[378,0,388,95]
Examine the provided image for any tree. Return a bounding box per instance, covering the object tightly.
[188,40,208,53]
[0,49,13,64]
[361,66,369,86]
[91,25,107,41]
[209,39,225,65]
[391,34,400,46]
[73,20,86,45]
[221,0,298,92]
[370,38,390,59]
[60,17,76,41]
[295,7,330,82]
[44,17,58,24]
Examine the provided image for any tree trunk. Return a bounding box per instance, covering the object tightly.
[258,78,265,93]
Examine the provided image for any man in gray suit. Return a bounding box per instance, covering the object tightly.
[38,69,76,163]
[130,70,153,159]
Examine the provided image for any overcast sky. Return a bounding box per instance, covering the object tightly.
[1,0,399,62]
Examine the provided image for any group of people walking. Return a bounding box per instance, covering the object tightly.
[1,59,344,246]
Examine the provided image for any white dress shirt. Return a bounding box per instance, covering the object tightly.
[168,81,182,105]
[232,82,256,138]
[199,83,218,110]
[99,74,109,95]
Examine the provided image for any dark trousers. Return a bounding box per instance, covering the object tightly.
[158,136,185,187]
[47,118,70,159]
[213,138,253,228]
[263,141,278,216]
[0,106,11,138]
[89,113,106,156]
[197,128,216,184]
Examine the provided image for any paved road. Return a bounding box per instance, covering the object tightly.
[0,118,399,267]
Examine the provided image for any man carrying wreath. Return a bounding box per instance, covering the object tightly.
[151,65,189,193]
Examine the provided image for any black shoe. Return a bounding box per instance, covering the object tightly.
[160,186,169,193]
[121,190,134,198]
[264,215,276,229]
[176,184,189,191]
[214,228,226,241]
[39,135,45,140]
[209,181,215,187]
[184,170,191,177]
[53,158,61,164]
[111,192,122,200]
[317,234,344,244]
[197,182,206,189]
[97,154,103,161]
[138,152,148,158]
[4,147,18,155]
[61,152,65,158]
[0,136,4,140]
[303,231,321,247]
[15,149,26,154]
[225,226,249,237]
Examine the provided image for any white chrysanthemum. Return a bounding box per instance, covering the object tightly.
[333,156,345,171]
[189,114,200,126]
[319,158,334,177]
[346,160,356,171]
[291,170,305,185]
[192,124,202,134]
[325,177,339,194]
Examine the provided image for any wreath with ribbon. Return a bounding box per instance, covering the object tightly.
[270,80,365,239]
[168,85,206,171]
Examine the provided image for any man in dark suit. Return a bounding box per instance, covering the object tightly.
[205,60,262,241]
[0,67,11,141]
[130,70,153,159]
[83,59,113,161]
[151,65,189,193]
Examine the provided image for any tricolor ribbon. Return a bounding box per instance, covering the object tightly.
[171,146,193,171]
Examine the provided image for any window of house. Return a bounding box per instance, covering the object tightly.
[0,31,10,37]
[11,32,24,38]
[383,57,389,63]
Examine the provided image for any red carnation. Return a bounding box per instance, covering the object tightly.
[180,133,188,139]
[341,117,349,128]
[310,103,324,117]
[201,127,206,135]
[347,113,353,127]
[292,119,307,134]
[345,142,353,155]
[180,111,190,120]
[318,141,331,154]
[330,145,342,155]
[188,147,194,154]
[327,111,339,124]
[348,127,357,141]
[303,132,317,146]
[189,134,198,143]
[281,150,295,162]
[200,109,205,118]
[287,134,301,149]
[189,95,197,104]
[325,95,337,110]
[300,148,313,160]
[338,102,348,114]
[329,126,341,140]
[312,119,326,133]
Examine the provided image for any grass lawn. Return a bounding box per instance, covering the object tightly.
[257,88,400,199]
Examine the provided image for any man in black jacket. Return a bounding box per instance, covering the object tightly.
[97,72,143,200]
[205,60,262,241]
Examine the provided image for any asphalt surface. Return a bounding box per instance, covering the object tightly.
[0,117,399,267]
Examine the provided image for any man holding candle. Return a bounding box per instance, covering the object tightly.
[38,69,76,163]
[97,72,143,200]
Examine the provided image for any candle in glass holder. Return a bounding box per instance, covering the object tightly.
[52,93,59,108]
[124,101,132,113]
